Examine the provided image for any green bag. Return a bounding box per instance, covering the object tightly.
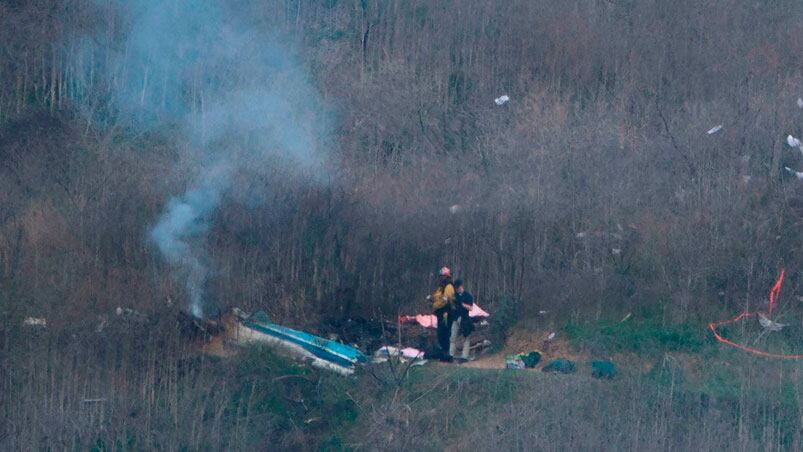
[591,360,616,379]
[542,359,576,374]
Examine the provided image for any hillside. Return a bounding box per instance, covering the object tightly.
[2,0,803,450]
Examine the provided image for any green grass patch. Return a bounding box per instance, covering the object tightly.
[565,317,706,355]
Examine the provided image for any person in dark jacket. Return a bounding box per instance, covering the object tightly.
[450,279,474,361]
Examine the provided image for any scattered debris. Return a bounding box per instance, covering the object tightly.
[505,354,526,369]
[757,313,786,332]
[519,351,542,368]
[96,316,108,333]
[707,125,723,135]
[399,303,490,329]
[709,269,803,359]
[591,361,616,379]
[546,332,556,341]
[538,310,548,315]
[784,167,803,179]
[611,248,622,255]
[372,346,426,366]
[787,135,803,152]
[575,232,587,238]
[449,204,461,214]
[494,95,510,105]
[620,312,632,323]
[224,309,366,375]
[22,317,46,327]
[115,307,146,319]
[542,359,577,374]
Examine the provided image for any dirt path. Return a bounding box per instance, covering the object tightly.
[464,328,589,370]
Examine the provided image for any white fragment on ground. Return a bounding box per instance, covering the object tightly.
[786,135,803,153]
[707,125,723,135]
[575,232,587,238]
[96,316,108,333]
[538,310,548,315]
[784,167,803,179]
[23,317,47,327]
[612,248,622,255]
[494,95,510,106]
[546,332,556,341]
[758,313,786,332]
[620,312,632,322]
[372,345,426,365]
[798,97,803,108]
[449,204,460,214]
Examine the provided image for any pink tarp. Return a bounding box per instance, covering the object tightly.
[399,304,490,329]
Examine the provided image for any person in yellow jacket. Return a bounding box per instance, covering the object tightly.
[430,266,456,361]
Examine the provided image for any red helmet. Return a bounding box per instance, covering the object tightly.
[439,266,451,277]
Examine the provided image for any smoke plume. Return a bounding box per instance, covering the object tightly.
[85,0,329,316]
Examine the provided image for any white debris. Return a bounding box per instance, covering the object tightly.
[232,307,250,319]
[611,248,622,255]
[788,135,801,148]
[372,345,426,365]
[114,307,147,319]
[741,175,752,183]
[707,125,723,135]
[575,232,587,238]
[620,312,632,323]
[401,347,425,359]
[784,166,803,179]
[798,97,803,108]
[494,95,510,106]
[538,310,548,315]
[96,316,108,333]
[758,313,786,332]
[449,204,461,214]
[23,317,46,327]
[546,332,556,341]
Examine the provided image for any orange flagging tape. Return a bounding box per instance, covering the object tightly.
[768,269,785,316]
[709,269,803,359]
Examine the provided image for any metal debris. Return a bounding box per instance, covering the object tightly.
[22,317,46,327]
[784,167,803,179]
[758,313,786,332]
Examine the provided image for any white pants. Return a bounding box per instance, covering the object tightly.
[450,317,471,359]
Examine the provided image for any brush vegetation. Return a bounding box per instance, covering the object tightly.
[2,0,803,450]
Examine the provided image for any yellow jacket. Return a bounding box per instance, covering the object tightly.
[431,283,455,310]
